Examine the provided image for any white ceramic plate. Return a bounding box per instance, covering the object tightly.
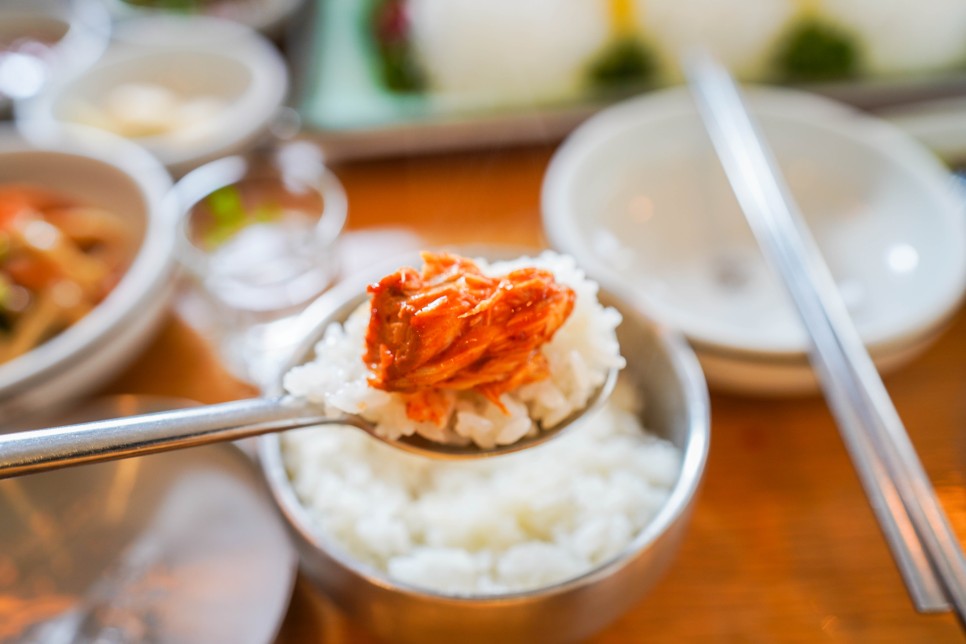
[542,86,966,394]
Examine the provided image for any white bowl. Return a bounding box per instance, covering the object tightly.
[16,16,288,177]
[0,0,110,109]
[0,126,177,423]
[542,86,966,395]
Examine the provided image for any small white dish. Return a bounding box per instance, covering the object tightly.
[542,86,966,395]
[0,126,177,423]
[17,16,288,177]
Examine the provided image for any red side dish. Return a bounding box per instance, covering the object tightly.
[365,252,575,425]
[0,185,131,364]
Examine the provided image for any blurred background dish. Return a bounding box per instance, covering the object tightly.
[104,0,306,38]
[542,86,966,395]
[0,395,297,644]
[0,0,110,113]
[0,126,176,424]
[17,15,289,177]
[293,0,966,160]
[259,256,710,644]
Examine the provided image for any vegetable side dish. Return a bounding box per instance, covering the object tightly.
[0,185,132,364]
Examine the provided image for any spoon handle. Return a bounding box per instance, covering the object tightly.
[686,51,966,621]
[0,397,331,479]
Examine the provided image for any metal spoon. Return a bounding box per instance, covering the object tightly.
[0,287,618,478]
[0,375,615,479]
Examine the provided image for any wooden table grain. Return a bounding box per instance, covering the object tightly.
[105,144,966,642]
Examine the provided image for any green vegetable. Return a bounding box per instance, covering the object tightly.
[774,18,859,83]
[588,37,656,88]
[369,0,425,92]
[377,42,425,92]
[202,185,282,249]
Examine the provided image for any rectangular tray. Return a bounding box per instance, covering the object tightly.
[292,0,966,162]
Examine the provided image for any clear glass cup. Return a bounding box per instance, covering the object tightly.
[175,140,347,386]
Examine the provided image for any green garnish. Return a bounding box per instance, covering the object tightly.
[773,18,860,83]
[369,0,425,92]
[588,36,656,88]
[202,185,282,249]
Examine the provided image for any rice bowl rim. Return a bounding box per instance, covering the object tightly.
[257,256,710,602]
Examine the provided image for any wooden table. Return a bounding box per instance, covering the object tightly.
[105,144,966,642]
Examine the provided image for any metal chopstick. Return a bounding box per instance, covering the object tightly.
[684,51,966,623]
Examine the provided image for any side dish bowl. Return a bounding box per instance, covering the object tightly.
[258,262,710,644]
[0,126,177,424]
[542,86,966,394]
[17,16,288,177]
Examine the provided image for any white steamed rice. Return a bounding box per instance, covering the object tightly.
[281,377,682,595]
[283,251,625,449]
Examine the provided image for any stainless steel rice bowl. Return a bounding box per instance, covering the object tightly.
[258,262,710,644]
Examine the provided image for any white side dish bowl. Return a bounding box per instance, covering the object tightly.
[542,86,966,395]
[16,16,288,177]
[0,126,177,424]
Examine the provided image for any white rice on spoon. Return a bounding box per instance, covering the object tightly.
[282,251,625,448]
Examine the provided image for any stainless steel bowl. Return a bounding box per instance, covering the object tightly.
[258,264,710,644]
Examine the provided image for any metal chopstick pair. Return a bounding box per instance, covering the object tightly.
[684,51,966,625]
